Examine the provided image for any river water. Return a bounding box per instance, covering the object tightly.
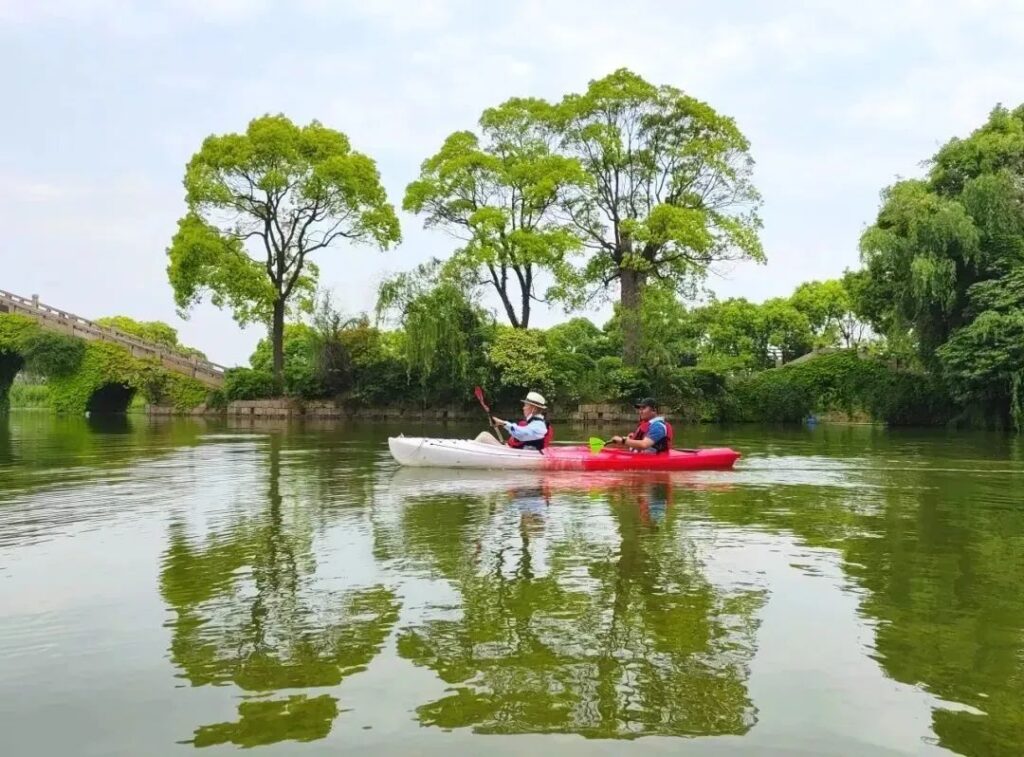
[1,412,1022,756]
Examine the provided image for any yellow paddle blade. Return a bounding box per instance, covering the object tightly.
[588,437,606,454]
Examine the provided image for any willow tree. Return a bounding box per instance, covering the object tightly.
[166,115,401,389]
[376,259,494,404]
[860,104,1024,426]
[404,99,586,328]
[555,69,764,364]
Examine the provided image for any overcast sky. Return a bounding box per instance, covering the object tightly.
[2,0,1023,365]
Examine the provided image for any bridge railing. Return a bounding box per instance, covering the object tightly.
[0,289,228,386]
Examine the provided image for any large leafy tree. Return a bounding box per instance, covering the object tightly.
[404,99,586,328]
[554,69,764,364]
[859,104,1024,425]
[166,115,401,390]
[690,297,811,371]
[789,277,867,349]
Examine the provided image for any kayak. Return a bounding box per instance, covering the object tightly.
[388,436,741,471]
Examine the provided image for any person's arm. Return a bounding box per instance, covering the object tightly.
[495,417,547,442]
[609,433,652,448]
[613,421,664,449]
[625,436,655,450]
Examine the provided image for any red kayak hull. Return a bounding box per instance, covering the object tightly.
[542,446,741,471]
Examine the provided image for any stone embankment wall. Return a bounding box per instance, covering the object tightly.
[146,400,638,423]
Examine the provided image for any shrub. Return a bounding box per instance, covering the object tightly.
[224,368,276,401]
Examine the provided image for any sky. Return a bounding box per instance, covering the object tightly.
[2,0,1023,366]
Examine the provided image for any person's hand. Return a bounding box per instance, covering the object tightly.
[610,435,625,444]
[491,416,505,426]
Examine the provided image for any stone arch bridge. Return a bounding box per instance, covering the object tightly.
[1,288,226,414]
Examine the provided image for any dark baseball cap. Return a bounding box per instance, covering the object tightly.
[633,397,658,409]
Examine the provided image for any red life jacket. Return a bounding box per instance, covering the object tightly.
[631,417,673,453]
[506,415,554,451]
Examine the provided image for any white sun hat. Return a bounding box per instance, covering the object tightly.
[521,391,547,409]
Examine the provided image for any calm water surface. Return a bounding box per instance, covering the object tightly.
[1,412,1022,756]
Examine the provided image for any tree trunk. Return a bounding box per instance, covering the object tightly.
[520,280,531,329]
[496,288,521,328]
[620,268,646,366]
[271,298,285,394]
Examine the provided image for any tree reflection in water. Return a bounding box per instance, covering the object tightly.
[160,434,399,748]
[389,471,765,739]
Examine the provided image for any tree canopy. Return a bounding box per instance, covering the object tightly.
[404,99,586,328]
[166,114,400,389]
[553,69,764,363]
[400,69,764,363]
[859,104,1024,426]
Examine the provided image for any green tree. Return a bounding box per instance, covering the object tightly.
[166,114,401,391]
[377,259,494,405]
[790,278,867,348]
[859,103,1024,424]
[604,284,701,379]
[487,326,553,405]
[250,323,320,398]
[760,297,814,364]
[936,269,1024,428]
[688,297,811,370]
[554,69,764,364]
[544,317,611,405]
[405,99,586,328]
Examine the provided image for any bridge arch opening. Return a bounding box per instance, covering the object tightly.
[0,352,25,413]
[86,383,136,415]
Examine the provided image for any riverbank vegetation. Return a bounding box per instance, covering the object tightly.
[212,97,1024,430]
[9,72,1022,429]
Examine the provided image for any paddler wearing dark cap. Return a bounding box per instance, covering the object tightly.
[609,397,674,454]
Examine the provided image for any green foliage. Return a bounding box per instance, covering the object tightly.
[938,310,1024,428]
[39,340,206,414]
[308,294,355,398]
[337,321,406,406]
[96,315,207,360]
[487,327,553,404]
[664,367,730,423]
[167,114,401,388]
[726,351,953,425]
[554,68,764,362]
[405,99,587,327]
[378,261,493,404]
[0,313,39,350]
[224,367,277,401]
[859,104,1024,425]
[162,373,212,411]
[604,285,701,377]
[45,341,137,414]
[684,296,813,371]
[21,332,85,377]
[8,380,50,408]
[789,278,867,348]
[596,358,649,405]
[251,323,321,398]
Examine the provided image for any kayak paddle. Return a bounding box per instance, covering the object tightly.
[473,386,503,442]
[587,436,699,454]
